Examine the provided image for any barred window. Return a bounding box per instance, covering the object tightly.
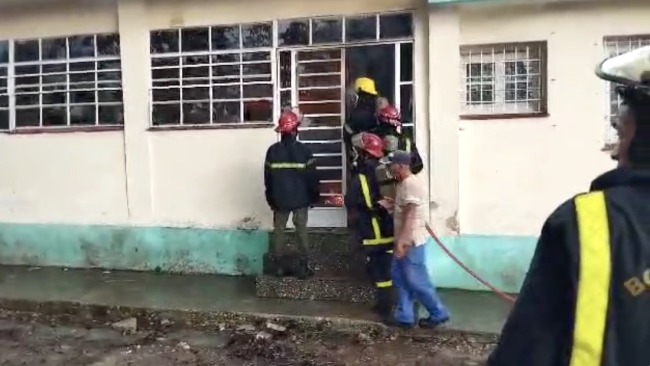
[150,22,274,126]
[603,35,650,146]
[0,41,8,130]
[12,34,123,128]
[460,42,547,118]
[277,12,413,47]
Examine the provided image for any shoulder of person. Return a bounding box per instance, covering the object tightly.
[546,194,582,227]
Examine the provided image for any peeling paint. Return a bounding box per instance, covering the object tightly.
[236,216,261,233]
[445,210,460,234]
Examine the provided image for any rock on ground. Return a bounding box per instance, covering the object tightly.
[0,309,493,365]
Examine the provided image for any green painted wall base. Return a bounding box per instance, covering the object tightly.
[0,223,268,275]
[0,223,537,293]
[425,235,537,293]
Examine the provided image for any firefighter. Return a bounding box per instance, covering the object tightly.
[486,47,650,366]
[264,110,320,280]
[343,77,380,172]
[376,105,424,175]
[344,132,395,319]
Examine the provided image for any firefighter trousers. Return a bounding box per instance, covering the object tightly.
[270,208,309,258]
[364,244,394,316]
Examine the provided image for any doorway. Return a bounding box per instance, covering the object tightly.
[277,42,414,227]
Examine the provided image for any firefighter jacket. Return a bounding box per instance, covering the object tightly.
[487,167,650,366]
[264,134,320,212]
[372,125,424,176]
[344,158,394,246]
[343,94,378,166]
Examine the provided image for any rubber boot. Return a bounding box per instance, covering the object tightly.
[263,253,285,277]
[295,258,314,280]
[374,287,395,320]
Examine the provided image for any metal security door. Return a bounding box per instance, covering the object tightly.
[278,48,346,227]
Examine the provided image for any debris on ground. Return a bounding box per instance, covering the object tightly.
[110,317,137,334]
[0,308,493,365]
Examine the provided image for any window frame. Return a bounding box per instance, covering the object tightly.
[149,22,275,128]
[1,33,124,132]
[459,41,548,120]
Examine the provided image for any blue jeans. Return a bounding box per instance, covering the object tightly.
[392,243,450,325]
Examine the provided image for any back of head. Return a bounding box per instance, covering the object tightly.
[619,87,650,167]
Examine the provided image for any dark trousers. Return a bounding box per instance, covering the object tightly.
[365,244,394,316]
[270,208,309,258]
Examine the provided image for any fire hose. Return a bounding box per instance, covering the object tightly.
[326,193,517,303]
[425,223,517,304]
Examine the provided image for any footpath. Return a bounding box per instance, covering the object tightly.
[0,265,511,337]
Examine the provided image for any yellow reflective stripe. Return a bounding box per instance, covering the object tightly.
[370,217,382,242]
[359,174,373,209]
[269,163,306,169]
[363,236,394,245]
[376,280,392,288]
[405,138,411,153]
[571,191,611,366]
[387,250,393,253]
[359,174,392,245]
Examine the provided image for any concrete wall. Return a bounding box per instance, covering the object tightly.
[0,0,427,275]
[426,0,646,292]
[0,0,645,292]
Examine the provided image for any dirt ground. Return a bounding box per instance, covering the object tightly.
[0,309,493,366]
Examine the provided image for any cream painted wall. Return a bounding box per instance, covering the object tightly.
[454,1,649,236]
[0,132,128,224]
[0,0,426,230]
[0,1,129,225]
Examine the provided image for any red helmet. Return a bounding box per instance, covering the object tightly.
[378,105,401,127]
[275,111,300,133]
[359,132,385,158]
[325,193,344,207]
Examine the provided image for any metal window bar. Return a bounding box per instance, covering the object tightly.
[10,35,123,129]
[7,41,15,131]
[460,43,543,115]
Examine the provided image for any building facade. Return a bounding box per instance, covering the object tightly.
[0,0,645,292]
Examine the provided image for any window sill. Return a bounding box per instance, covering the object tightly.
[460,112,549,121]
[5,125,124,134]
[148,123,275,132]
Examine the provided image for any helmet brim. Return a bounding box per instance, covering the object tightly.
[596,45,650,90]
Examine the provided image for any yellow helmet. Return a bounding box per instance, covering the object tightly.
[354,77,378,96]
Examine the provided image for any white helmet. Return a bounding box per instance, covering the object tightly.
[596,45,650,93]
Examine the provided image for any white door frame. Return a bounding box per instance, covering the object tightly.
[277,41,414,228]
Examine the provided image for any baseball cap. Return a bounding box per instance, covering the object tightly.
[381,150,411,165]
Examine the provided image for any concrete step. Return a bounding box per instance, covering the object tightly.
[310,252,366,275]
[255,273,375,304]
[263,249,366,278]
[285,228,353,256]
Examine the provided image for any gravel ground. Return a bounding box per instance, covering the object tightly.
[0,309,494,366]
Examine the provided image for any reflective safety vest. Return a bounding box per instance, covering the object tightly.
[359,173,394,246]
[572,191,611,366]
[267,162,310,169]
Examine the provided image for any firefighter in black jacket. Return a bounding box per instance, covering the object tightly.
[264,110,320,279]
[344,132,394,319]
[344,77,380,173]
[375,105,423,175]
[487,47,650,366]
